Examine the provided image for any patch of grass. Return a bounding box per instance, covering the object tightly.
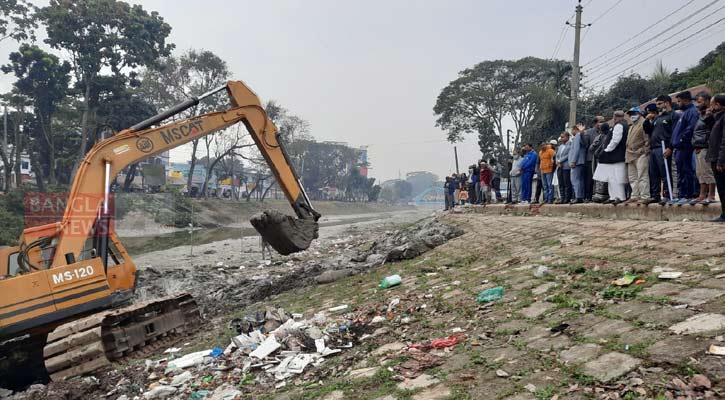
[550,293,581,310]
[601,285,642,300]
[571,369,596,385]
[534,385,558,400]
[238,373,254,387]
[638,295,671,305]
[540,239,561,247]
[677,361,703,377]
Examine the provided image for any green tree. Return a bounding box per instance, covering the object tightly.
[39,0,173,178]
[434,57,571,161]
[2,44,71,186]
[0,0,36,43]
[138,50,231,196]
[649,59,672,95]
[671,41,725,93]
[583,74,654,119]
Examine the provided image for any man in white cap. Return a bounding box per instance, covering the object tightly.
[624,106,650,203]
[594,111,630,203]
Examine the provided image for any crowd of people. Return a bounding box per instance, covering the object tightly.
[443,91,725,222]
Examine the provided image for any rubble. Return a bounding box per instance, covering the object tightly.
[352,218,463,263]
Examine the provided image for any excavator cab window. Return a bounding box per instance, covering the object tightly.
[81,236,124,266]
[108,241,125,266]
[7,251,20,277]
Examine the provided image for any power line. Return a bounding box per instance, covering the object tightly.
[582,0,702,67]
[581,0,626,42]
[585,8,725,85]
[551,26,569,60]
[549,5,577,60]
[586,16,725,88]
[589,22,725,89]
[589,0,625,25]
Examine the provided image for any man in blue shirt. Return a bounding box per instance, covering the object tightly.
[519,144,538,204]
[671,91,699,203]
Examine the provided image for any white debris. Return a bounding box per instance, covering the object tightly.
[167,350,211,370]
[143,385,177,399]
[658,271,683,279]
[328,305,348,313]
[250,336,281,359]
[708,344,725,356]
[163,347,182,354]
[170,371,193,387]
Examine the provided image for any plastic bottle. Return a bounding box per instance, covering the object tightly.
[379,274,402,289]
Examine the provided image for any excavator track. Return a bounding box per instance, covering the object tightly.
[43,294,200,381]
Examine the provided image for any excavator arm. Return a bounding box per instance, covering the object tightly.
[51,80,320,267]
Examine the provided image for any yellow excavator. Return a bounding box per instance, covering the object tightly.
[0,81,320,389]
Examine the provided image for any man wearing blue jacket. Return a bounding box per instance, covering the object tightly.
[671,91,699,204]
[519,144,538,204]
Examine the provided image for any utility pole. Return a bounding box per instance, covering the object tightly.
[453,146,460,175]
[568,0,584,130]
[2,106,7,156]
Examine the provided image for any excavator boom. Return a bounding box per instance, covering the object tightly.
[52,80,319,266]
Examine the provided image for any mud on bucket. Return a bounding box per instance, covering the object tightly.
[250,209,319,255]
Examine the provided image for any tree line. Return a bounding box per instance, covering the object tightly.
[435,42,725,162]
[0,0,379,203]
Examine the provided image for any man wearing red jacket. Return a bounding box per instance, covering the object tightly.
[479,161,494,205]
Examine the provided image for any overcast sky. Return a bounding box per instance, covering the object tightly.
[1,0,723,182]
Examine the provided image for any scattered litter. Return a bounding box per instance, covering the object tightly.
[250,336,281,359]
[550,323,569,334]
[658,271,683,279]
[534,265,549,278]
[496,369,509,377]
[476,286,504,303]
[163,347,181,354]
[635,279,646,285]
[707,344,725,356]
[411,333,467,351]
[143,385,177,399]
[328,304,349,313]
[449,327,465,333]
[388,298,400,310]
[170,370,193,387]
[379,274,402,289]
[612,273,637,286]
[166,350,211,370]
[189,390,211,400]
[395,351,443,378]
[209,347,223,358]
[371,315,386,324]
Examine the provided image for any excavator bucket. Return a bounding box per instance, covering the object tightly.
[250,210,319,255]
